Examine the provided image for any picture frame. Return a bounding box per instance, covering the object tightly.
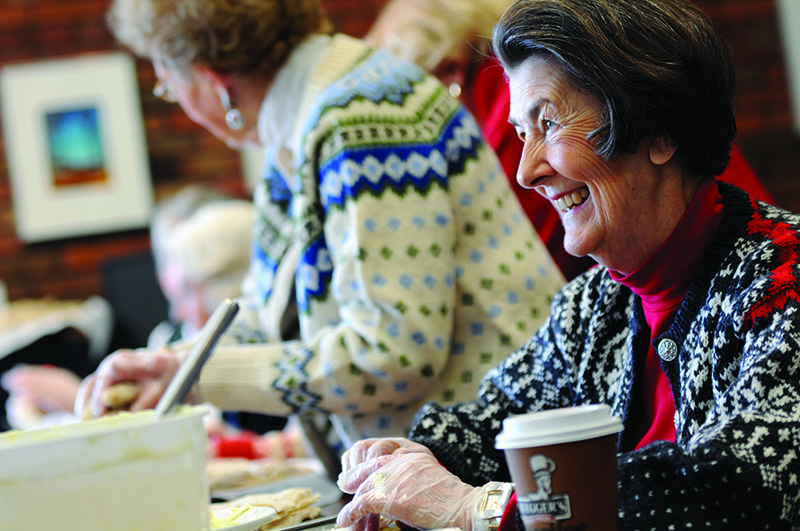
[0,52,153,242]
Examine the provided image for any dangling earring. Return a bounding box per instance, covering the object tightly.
[220,89,244,131]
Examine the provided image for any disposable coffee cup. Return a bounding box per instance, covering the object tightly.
[495,404,623,531]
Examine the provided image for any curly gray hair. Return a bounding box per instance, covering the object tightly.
[107,0,332,76]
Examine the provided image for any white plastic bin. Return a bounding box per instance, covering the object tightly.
[0,406,210,530]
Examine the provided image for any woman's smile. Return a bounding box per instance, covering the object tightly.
[553,187,590,212]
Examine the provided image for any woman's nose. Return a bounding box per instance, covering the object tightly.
[516,143,553,189]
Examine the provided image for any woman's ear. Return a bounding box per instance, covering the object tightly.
[649,136,678,166]
[431,54,469,94]
[192,64,234,104]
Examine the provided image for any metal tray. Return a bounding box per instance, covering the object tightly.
[211,471,344,508]
[276,515,339,531]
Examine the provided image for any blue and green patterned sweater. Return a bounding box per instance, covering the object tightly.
[198,35,564,441]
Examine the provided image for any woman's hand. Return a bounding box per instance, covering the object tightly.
[341,437,434,474]
[74,348,182,419]
[1,364,82,413]
[337,452,484,531]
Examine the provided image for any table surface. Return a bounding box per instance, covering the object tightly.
[0,296,113,361]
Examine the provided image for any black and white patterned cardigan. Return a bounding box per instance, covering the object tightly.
[409,182,800,530]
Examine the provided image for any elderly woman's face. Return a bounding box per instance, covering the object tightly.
[508,55,673,272]
[157,260,209,334]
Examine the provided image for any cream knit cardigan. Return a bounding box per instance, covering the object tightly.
[197,35,564,442]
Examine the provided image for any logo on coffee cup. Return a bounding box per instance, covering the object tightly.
[518,454,572,523]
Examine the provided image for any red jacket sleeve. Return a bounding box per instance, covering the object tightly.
[497,492,520,531]
[718,144,775,205]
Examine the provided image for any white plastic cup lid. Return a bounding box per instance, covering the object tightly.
[495,404,623,449]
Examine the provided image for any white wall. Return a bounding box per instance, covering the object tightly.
[778,0,800,134]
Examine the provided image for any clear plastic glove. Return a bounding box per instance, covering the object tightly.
[337,451,488,531]
[73,347,182,419]
[341,437,434,474]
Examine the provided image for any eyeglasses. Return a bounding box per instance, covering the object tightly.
[153,79,178,103]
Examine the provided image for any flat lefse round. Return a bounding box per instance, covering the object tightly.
[217,487,322,519]
[207,458,316,491]
[100,381,141,409]
[257,505,322,531]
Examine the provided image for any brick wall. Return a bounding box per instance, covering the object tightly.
[0,0,795,303]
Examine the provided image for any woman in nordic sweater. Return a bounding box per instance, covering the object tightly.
[75,0,564,445]
[335,0,800,530]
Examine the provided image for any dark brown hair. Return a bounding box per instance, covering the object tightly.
[493,0,736,177]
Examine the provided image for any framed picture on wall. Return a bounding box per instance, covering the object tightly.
[0,52,153,242]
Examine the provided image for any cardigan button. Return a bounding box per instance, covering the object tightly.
[658,339,678,362]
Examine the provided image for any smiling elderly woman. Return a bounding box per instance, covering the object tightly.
[334,0,800,530]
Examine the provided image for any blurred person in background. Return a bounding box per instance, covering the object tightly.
[147,185,253,348]
[366,0,776,281]
[147,185,293,441]
[1,187,252,428]
[75,0,565,455]
[4,187,300,457]
[148,185,306,457]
